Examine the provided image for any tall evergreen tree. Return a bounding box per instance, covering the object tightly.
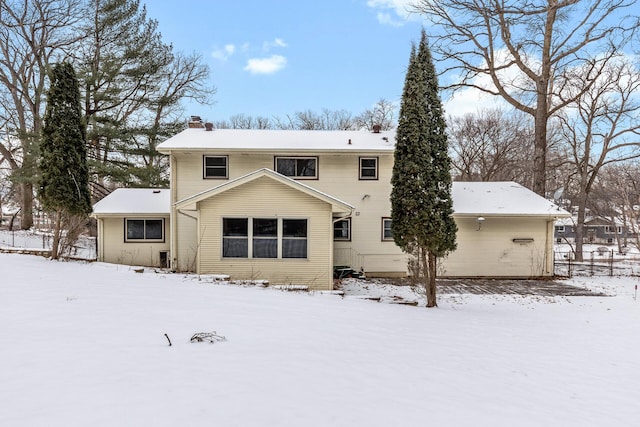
[39,62,92,259]
[391,30,457,308]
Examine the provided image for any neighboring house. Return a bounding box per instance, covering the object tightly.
[92,126,569,289]
[554,216,636,245]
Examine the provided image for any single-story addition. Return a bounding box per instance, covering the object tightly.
[92,188,171,268]
[92,127,569,289]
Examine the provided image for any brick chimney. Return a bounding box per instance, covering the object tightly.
[372,124,382,133]
[188,115,204,128]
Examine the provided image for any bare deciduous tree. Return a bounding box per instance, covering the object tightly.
[0,0,84,229]
[557,58,640,260]
[412,0,638,196]
[355,98,396,131]
[448,108,534,183]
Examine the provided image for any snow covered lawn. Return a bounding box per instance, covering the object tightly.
[1,253,639,426]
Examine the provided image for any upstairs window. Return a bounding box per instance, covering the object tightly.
[359,157,378,180]
[555,225,565,233]
[275,157,317,179]
[125,219,164,242]
[203,155,228,179]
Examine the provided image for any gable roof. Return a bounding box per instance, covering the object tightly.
[92,188,170,216]
[157,128,395,153]
[452,182,570,218]
[175,168,354,214]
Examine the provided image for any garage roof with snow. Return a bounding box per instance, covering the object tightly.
[92,188,170,216]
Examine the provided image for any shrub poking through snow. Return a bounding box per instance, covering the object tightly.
[190,332,226,344]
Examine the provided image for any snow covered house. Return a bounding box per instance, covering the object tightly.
[92,126,569,289]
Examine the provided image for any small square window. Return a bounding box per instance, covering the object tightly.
[555,225,565,233]
[359,157,378,180]
[382,218,393,241]
[334,219,351,241]
[204,155,228,179]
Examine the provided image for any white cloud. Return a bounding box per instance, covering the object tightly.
[367,0,413,23]
[244,55,287,75]
[263,38,287,51]
[376,12,404,27]
[211,44,236,61]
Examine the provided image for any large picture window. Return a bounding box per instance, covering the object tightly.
[125,219,164,242]
[203,155,228,179]
[275,157,317,179]
[222,217,308,259]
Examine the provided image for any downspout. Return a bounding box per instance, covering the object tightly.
[545,217,556,276]
[170,154,178,271]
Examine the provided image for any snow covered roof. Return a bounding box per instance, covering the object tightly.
[92,188,170,216]
[156,128,396,153]
[452,182,570,218]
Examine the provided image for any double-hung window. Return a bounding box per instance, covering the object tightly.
[382,218,393,241]
[125,219,164,242]
[334,219,351,241]
[359,157,378,180]
[275,157,317,179]
[222,218,308,259]
[203,155,228,179]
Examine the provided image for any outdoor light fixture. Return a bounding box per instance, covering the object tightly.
[476,217,485,231]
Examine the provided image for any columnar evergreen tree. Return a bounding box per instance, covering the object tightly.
[391,30,457,308]
[39,62,92,259]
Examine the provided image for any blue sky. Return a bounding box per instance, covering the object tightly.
[144,1,427,122]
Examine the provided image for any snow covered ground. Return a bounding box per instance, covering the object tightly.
[1,253,640,426]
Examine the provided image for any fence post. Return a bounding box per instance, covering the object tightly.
[610,250,614,276]
[590,251,594,276]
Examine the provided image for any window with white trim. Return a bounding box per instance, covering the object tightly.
[275,157,317,179]
[382,218,393,241]
[203,155,228,179]
[125,219,164,242]
[334,219,351,241]
[222,218,308,259]
[604,225,622,234]
[555,225,565,233]
[359,157,378,180]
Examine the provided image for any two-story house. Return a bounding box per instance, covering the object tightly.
[92,125,569,289]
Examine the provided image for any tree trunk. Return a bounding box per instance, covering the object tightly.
[425,250,438,308]
[532,92,548,197]
[51,211,62,260]
[20,182,34,230]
